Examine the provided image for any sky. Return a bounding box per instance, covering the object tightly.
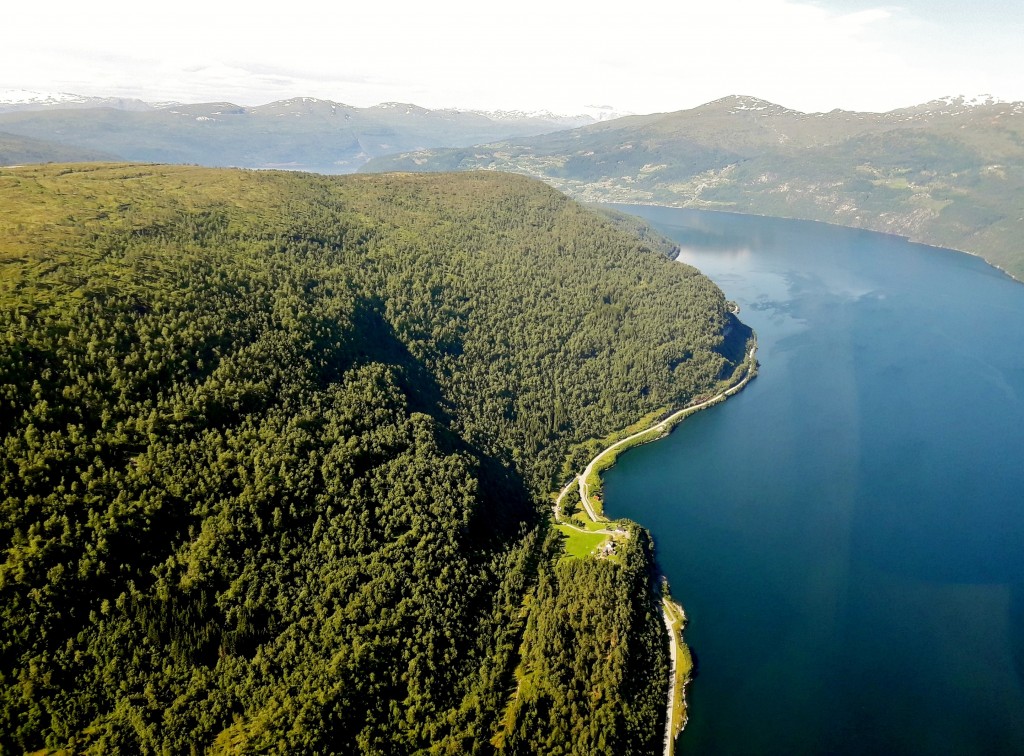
[3,0,1022,114]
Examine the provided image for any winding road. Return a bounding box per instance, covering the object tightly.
[577,343,758,523]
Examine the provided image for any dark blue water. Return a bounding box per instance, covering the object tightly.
[605,207,1024,755]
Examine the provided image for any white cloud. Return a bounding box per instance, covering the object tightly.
[1,0,1020,113]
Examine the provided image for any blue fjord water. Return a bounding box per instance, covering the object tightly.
[605,207,1024,754]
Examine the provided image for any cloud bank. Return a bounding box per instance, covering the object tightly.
[3,0,1021,113]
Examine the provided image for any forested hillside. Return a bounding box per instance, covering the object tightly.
[0,164,747,753]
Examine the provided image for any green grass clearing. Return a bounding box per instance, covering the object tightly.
[555,525,609,560]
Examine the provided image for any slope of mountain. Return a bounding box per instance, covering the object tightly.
[0,95,595,173]
[363,95,1024,280]
[0,163,748,753]
[0,131,116,165]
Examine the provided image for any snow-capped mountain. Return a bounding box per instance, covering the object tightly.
[0,90,633,127]
[0,90,154,113]
[0,89,86,106]
[933,94,1007,108]
[467,105,632,125]
[883,94,1023,122]
[694,95,799,117]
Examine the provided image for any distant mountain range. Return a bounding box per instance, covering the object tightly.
[0,91,610,173]
[364,94,1024,279]
[6,89,1022,279]
[0,90,158,113]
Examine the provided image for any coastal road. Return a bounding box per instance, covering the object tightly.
[662,600,679,756]
[576,344,758,523]
[553,344,757,756]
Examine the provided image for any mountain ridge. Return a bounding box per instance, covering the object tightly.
[362,94,1024,279]
[0,90,601,124]
[0,94,602,172]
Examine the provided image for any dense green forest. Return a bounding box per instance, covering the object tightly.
[0,164,748,753]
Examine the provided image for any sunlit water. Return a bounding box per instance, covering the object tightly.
[605,207,1024,754]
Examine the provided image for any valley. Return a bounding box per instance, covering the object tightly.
[0,94,601,173]
[4,85,1024,755]
[364,95,1024,280]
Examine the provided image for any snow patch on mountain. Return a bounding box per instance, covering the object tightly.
[888,94,1022,121]
[699,95,795,116]
[580,104,633,122]
[468,105,631,123]
[0,89,89,105]
[936,94,1006,108]
[0,90,155,113]
[373,102,430,115]
[453,105,630,128]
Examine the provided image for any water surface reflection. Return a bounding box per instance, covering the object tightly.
[605,207,1024,754]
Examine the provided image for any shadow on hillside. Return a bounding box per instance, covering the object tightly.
[348,298,539,544]
[716,312,755,378]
